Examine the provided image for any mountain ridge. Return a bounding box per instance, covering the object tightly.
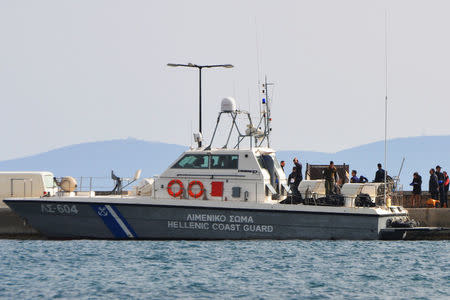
[1,135,449,190]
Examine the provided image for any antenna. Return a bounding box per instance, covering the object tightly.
[255,76,274,148]
[264,76,274,148]
[396,158,406,180]
[384,10,389,206]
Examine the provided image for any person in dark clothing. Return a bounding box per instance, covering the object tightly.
[410,172,422,207]
[287,157,303,200]
[374,163,386,183]
[359,176,369,183]
[443,171,449,208]
[288,166,301,201]
[288,167,297,191]
[435,165,445,206]
[350,170,359,183]
[323,161,338,195]
[293,157,303,184]
[429,168,439,201]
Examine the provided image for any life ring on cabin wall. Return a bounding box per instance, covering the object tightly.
[167,179,184,198]
[188,180,205,198]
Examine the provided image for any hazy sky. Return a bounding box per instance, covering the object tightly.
[1,0,450,160]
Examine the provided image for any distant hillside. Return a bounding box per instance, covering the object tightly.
[0,138,187,178]
[1,136,449,191]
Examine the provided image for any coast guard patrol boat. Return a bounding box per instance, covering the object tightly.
[5,80,410,240]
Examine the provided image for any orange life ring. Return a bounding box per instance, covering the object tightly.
[167,179,184,198]
[188,180,204,198]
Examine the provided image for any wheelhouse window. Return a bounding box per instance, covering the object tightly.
[257,154,280,170]
[210,155,239,169]
[173,155,209,169]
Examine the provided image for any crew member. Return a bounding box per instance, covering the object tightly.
[323,161,338,195]
[280,160,286,172]
[288,167,300,200]
[288,167,296,189]
[289,158,303,202]
[350,170,359,183]
[374,163,386,183]
[293,157,303,184]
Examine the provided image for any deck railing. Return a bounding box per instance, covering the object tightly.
[55,176,137,195]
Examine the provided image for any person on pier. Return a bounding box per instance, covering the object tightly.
[429,168,439,202]
[443,171,449,208]
[410,172,422,207]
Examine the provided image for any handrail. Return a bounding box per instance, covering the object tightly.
[55,176,140,194]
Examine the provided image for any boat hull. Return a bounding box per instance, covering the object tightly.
[4,198,403,240]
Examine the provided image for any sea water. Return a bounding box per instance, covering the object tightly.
[0,240,448,299]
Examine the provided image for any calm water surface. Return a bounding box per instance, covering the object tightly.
[0,240,449,299]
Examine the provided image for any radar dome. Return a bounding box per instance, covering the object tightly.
[221,97,237,112]
[60,176,77,192]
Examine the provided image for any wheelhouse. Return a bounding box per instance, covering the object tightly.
[154,148,288,203]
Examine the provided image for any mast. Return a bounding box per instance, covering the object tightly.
[384,11,389,206]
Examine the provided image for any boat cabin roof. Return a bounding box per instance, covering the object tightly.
[159,147,280,178]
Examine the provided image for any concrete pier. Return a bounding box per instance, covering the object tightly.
[400,192,449,208]
[0,208,40,238]
[407,208,450,227]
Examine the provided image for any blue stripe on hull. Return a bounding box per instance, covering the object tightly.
[109,205,138,238]
[91,204,129,238]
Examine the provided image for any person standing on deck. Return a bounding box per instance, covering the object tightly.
[429,168,439,201]
[323,161,338,196]
[410,172,422,207]
[288,167,300,199]
[288,158,303,199]
[292,157,303,184]
[374,163,386,183]
[280,161,286,172]
[435,166,445,206]
[443,171,449,208]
